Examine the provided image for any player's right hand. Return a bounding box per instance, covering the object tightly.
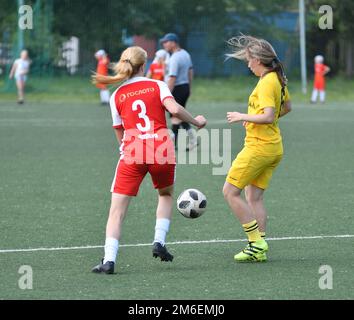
[194,115,207,129]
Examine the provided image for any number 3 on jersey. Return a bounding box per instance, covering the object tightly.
[132,99,151,132]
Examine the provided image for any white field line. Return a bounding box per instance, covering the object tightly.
[0,234,353,254]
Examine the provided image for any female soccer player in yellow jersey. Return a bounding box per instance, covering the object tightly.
[223,35,292,262]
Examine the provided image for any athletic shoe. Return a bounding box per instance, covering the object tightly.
[91,259,115,274]
[152,242,174,262]
[234,239,268,262]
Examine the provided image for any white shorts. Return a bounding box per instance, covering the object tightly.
[15,74,27,82]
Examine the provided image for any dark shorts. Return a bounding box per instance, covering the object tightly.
[170,83,190,117]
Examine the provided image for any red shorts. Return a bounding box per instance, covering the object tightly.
[110,160,176,196]
[96,83,107,90]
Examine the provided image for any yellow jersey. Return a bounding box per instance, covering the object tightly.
[245,72,290,156]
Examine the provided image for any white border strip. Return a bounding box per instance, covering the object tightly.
[0,234,353,254]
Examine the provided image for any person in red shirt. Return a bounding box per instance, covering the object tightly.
[146,49,169,81]
[311,55,330,104]
[95,49,110,105]
[91,46,206,274]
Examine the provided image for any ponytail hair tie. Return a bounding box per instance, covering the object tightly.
[271,57,280,68]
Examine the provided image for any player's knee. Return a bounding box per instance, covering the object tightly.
[158,186,173,197]
[108,204,125,220]
[247,193,263,205]
[158,192,173,199]
[108,210,125,225]
[222,187,229,200]
[223,183,240,201]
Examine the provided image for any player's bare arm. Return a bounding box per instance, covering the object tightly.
[9,62,17,79]
[113,127,124,145]
[227,107,275,124]
[164,97,206,128]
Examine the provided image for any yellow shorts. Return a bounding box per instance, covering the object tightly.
[226,147,283,190]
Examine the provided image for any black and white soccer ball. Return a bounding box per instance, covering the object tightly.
[177,189,207,219]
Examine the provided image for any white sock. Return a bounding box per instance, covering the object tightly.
[103,237,119,263]
[100,90,105,102]
[187,128,196,144]
[311,89,319,102]
[100,90,110,103]
[154,218,170,246]
[169,129,175,141]
[320,90,326,102]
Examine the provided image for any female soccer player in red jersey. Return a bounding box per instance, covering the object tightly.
[91,46,206,274]
[95,49,110,105]
[310,55,330,104]
[146,49,169,81]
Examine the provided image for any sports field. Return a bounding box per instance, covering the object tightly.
[1,77,354,300]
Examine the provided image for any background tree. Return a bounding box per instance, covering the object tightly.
[2,0,353,77]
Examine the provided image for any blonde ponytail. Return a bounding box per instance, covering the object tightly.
[92,46,147,85]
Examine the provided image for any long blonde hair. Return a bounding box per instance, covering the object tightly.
[92,46,147,85]
[227,35,287,88]
[227,35,288,112]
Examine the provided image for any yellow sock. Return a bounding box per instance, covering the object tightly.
[242,220,262,242]
[260,232,266,239]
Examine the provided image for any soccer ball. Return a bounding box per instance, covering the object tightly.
[177,189,207,219]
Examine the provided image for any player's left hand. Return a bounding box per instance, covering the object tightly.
[227,112,243,123]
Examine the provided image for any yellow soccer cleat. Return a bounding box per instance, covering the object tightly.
[234,239,268,262]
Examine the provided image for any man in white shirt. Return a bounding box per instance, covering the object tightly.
[161,33,197,151]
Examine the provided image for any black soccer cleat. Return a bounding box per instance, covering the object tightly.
[91,259,115,274]
[152,242,174,262]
